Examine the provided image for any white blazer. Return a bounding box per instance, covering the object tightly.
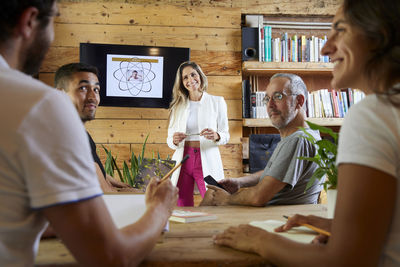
[167,92,230,186]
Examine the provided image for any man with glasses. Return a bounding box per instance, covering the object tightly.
[201,73,322,207]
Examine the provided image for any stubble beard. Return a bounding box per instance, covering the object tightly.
[21,26,51,76]
[81,111,96,123]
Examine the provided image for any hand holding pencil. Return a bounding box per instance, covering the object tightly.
[160,154,190,182]
[275,214,332,244]
[282,215,331,236]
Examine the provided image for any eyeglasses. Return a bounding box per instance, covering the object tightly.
[262,92,298,105]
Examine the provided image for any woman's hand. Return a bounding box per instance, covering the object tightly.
[200,128,220,141]
[173,132,186,146]
[214,224,268,255]
[274,214,332,244]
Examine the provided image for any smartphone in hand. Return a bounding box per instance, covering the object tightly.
[204,175,225,190]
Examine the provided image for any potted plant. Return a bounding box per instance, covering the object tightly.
[102,134,175,191]
[299,121,338,218]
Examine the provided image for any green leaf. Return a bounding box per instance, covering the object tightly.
[123,161,133,186]
[298,126,318,144]
[306,121,338,143]
[111,156,123,183]
[140,134,150,165]
[305,168,327,191]
[316,139,337,154]
[299,122,339,192]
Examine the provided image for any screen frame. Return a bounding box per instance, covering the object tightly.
[80,43,190,109]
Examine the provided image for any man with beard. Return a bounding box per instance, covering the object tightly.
[0,1,178,266]
[201,73,322,207]
[54,63,136,192]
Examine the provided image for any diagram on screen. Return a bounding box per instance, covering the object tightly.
[106,54,164,98]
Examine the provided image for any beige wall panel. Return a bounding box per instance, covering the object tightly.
[40,47,241,76]
[219,144,242,170]
[94,99,241,120]
[95,143,131,167]
[38,73,54,87]
[57,0,339,15]
[236,0,340,15]
[224,169,243,177]
[41,47,79,73]
[86,119,169,144]
[191,51,241,76]
[207,76,242,100]
[95,107,168,120]
[58,0,233,7]
[226,100,242,120]
[53,24,240,51]
[57,3,240,28]
[87,120,242,144]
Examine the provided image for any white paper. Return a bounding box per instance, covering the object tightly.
[249,220,317,243]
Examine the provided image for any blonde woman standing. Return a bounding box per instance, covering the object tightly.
[167,61,229,206]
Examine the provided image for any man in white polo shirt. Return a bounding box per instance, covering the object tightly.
[0,1,177,266]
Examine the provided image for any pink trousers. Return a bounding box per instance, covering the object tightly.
[176,146,206,206]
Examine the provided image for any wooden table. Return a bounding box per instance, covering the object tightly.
[36,204,327,266]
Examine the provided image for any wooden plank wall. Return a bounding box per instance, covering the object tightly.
[39,0,339,178]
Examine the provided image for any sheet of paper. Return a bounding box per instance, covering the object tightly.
[249,220,317,244]
[103,194,146,228]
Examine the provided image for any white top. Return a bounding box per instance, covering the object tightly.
[186,101,200,141]
[337,93,400,267]
[167,92,230,185]
[0,55,102,266]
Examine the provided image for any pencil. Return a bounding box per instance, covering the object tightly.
[283,215,331,236]
[160,154,190,182]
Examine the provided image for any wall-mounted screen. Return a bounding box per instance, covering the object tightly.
[80,43,190,108]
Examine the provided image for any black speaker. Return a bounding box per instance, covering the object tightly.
[242,27,258,61]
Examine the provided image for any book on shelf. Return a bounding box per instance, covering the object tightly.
[307,89,365,118]
[250,220,318,244]
[250,92,257,118]
[255,29,328,63]
[243,76,268,119]
[169,210,217,223]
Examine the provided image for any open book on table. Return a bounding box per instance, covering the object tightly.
[250,220,318,243]
[169,210,217,223]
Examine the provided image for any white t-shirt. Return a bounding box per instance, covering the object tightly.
[186,100,200,141]
[0,55,102,266]
[337,93,400,267]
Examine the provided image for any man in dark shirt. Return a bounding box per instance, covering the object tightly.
[54,63,133,192]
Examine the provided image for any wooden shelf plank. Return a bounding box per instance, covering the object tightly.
[242,61,333,75]
[243,117,343,127]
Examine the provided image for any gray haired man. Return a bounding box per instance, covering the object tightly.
[201,73,322,206]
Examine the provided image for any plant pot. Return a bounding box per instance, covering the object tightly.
[327,189,337,218]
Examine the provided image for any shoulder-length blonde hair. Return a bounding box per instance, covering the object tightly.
[168,61,208,124]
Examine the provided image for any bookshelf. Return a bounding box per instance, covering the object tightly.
[242,61,339,128]
[241,15,340,173]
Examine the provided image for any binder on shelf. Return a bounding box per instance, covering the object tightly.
[242,80,251,118]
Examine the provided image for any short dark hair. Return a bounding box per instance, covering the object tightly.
[54,63,99,91]
[343,0,400,97]
[0,0,56,42]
